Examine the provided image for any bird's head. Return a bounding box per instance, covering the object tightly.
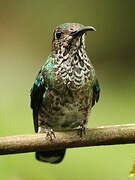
[52,23,95,53]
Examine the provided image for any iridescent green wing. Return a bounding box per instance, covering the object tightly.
[30,55,54,132]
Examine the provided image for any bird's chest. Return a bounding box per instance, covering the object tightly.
[52,59,94,90]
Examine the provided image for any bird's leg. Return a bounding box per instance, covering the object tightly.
[78,120,87,137]
[38,125,56,141]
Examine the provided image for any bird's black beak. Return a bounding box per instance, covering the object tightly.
[71,26,96,38]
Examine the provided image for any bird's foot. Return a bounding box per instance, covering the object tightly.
[45,128,56,141]
[78,124,86,137]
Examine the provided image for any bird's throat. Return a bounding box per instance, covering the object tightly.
[53,44,92,90]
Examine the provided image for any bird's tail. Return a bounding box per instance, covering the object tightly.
[35,149,66,164]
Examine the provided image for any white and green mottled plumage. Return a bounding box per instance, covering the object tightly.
[30,23,100,164]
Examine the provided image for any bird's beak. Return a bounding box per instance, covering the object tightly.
[71,26,96,38]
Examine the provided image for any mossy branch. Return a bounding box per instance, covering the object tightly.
[0,124,135,155]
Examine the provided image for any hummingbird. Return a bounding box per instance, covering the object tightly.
[30,23,100,164]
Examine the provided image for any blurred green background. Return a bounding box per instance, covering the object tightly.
[0,0,135,180]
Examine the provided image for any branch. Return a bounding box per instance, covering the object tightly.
[0,124,135,155]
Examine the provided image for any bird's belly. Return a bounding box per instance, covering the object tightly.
[39,103,88,130]
[38,89,92,130]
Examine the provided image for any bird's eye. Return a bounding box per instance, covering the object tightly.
[55,32,62,39]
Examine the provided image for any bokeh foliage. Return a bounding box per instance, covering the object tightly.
[0,0,135,179]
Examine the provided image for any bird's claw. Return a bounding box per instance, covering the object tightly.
[78,125,86,137]
[45,129,56,141]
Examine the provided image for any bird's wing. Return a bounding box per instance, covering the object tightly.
[30,70,45,132]
[92,79,100,107]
